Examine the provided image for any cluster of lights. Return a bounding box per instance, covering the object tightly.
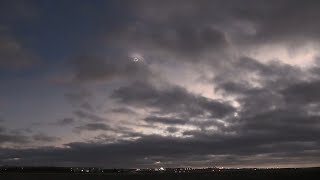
[154,167,166,171]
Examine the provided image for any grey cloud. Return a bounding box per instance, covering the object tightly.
[79,102,94,111]
[4,0,320,168]
[119,23,228,57]
[0,133,29,144]
[234,109,320,145]
[215,57,303,88]
[210,56,320,157]
[0,126,5,133]
[1,134,319,168]
[242,0,320,44]
[64,89,92,104]
[112,81,235,118]
[0,126,35,145]
[68,0,320,85]
[213,57,306,115]
[110,107,138,115]
[74,123,111,132]
[144,116,188,125]
[51,1,320,168]
[283,80,320,104]
[74,110,106,122]
[54,118,75,126]
[166,127,180,133]
[32,133,60,142]
[194,48,320,169]
[106,0,320,60]
[64,89,96,112]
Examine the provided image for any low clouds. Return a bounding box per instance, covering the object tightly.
[32,133,60,142]
[283,80,320,104]
[74,123,111,133]
[112,81,235,118]
[54,118,75,126]
[144,116,188,125]
[0,126,60,147]
[73,110,106,122]
[2,0,320,168]
[210,55,320,162]
[1,134,320,168]
[0,133,29,144]
[0,122,30,145]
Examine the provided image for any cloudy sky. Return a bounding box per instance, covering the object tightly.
[1,0,320,168]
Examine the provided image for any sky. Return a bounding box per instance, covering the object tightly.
[1,0,320,168]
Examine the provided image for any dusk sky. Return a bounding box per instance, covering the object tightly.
[1,0,320,168]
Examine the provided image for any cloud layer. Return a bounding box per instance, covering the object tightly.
[1,0,320,168]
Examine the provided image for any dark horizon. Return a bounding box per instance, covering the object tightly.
[1,0,320,168]
[1,165,319,171]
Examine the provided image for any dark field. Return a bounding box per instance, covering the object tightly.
[1,169,320,180]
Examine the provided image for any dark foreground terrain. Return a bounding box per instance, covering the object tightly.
[1,168,320,180]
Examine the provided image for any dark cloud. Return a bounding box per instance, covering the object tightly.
[144,116,188,125]
[117,23,228,57]
[214,57,304,87]
[64,89,96,112]
[0,133,29,144]
[112,81,235,118]
[0,126,34,145]
[99,0,320,64]
[54,118,75,126]
[192,1,320,43]
[32,133,60,142]
[213,57,306,116]
[0,126,5,133]
[166,127,179,133]
[210,56,320,155]
[242,0,320,44]
[64,89,92,104]
[74,123,111,133]
[3,0,320,168]
[1,134,319,168]
[79,102,94,111]
[110,107,137,115]
[283,80,320,104]
[73,110,106,122]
